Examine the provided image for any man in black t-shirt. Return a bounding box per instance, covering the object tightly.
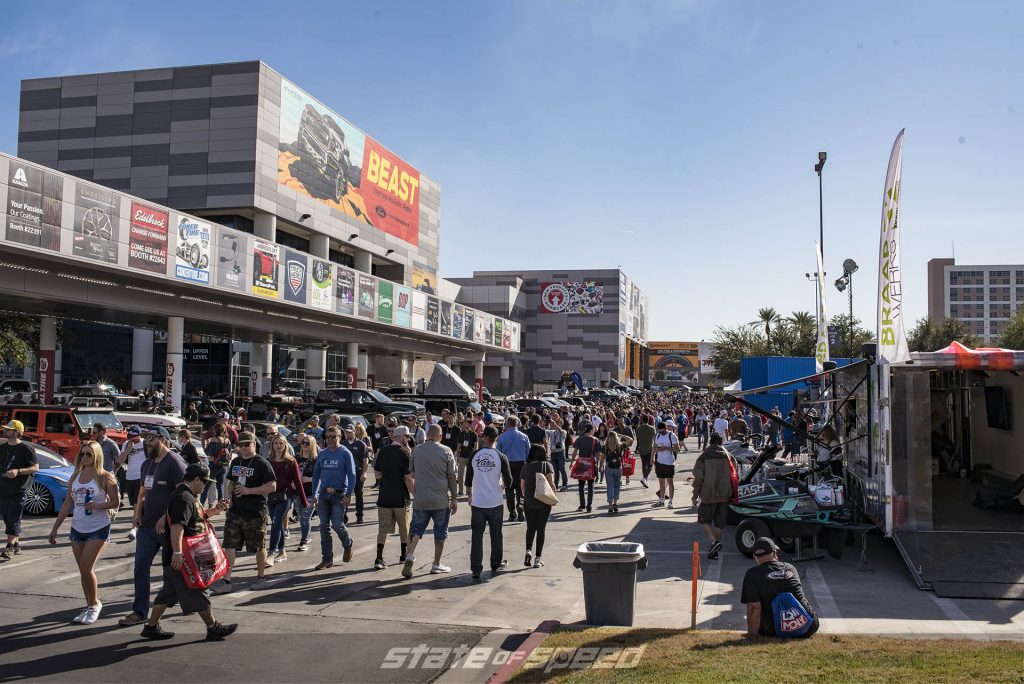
[740,537,819,639]
[455,417,479,496]
[525,415,547,446]
[0,420,38,560]
[373,426,415,569]
[342,425,369,524]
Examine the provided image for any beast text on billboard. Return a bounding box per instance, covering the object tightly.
[277,79,421,246]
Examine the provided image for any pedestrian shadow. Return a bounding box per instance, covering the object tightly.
[0,637,184,681]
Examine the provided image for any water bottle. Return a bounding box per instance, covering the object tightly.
[84,489,93,516]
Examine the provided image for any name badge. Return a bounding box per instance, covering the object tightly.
[144,475,155,490]
[463,440,470,447]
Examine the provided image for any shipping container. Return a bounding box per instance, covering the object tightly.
[740,356,855,391]
[739,390,797,418]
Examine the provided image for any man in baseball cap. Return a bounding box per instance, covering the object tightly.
[341,424,368,525]
[372,424,412,570]
[740,537,818,639]
[1,418,37,560]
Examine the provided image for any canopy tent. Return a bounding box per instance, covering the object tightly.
[424,363,476,398]
[909,341,1024,371]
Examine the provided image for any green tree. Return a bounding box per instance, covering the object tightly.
[0,314,67,369]
[828,313,874,359]
[709,324,767,382]
[907,316,980,352]
[996,310,1024,350]
[783,311,817,357]
[749,307,782,355]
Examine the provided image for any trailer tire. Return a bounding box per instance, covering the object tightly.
[735,518,771,557]
[776,535,797,553]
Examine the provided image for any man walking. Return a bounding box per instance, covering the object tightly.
[634,415,655,489]
[373,425,414,570]
[311,426,356,570]
[651,421,679,508]
[0,420,38,560]
[691,432,736,560]
[455,416,479,497]
[342,425,369,524]
[465,426,511,580]
[495,417,530,522]
[401,425,457,578]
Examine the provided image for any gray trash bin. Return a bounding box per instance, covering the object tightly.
[573,542,647,626]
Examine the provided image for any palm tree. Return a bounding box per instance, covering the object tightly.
[787,311,816,331]
[750,307,782,354]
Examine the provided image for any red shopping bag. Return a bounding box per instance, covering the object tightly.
[621,449,636,477]
[728,456,739,504]
[571,456,595,481]
[168,514,229,590]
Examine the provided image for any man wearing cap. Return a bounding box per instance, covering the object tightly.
[304,415,324,446]
[692,432,736,560]
[140,463,237,641]
[114,425,148,541]
[373,425,414,570]
[406,415,426,446]
[466,426,511,580]
[741,537,819,639]
[310,425,356,569]
[0,420,38,560]
[342,425,369,524]
[203,412,238,445]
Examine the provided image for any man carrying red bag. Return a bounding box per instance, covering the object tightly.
[140,463,237,641]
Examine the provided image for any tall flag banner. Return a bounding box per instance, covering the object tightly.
[815,241,830,373]
[877,129,909,364]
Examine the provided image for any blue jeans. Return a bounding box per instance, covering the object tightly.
[132,525,162,619]
[204,465,226,506]
[297,496,315,543]
[606,467,622,503]
[317,492,352,563]
[551,452,568,488]
[268,498,290,554]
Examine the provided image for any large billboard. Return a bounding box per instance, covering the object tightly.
[284,249,308,305]
[129,202,169,274]
[277,78,421,246]
[73,184,119,264]
[539,281,604,314]
[252,239,280,298]
[311,258,332,310]
[336,267,355,315]
[358,274,376,318]
[647,342,700,386]
[216,229,247,291]
[5,162,62,251]
[174,216,211,284]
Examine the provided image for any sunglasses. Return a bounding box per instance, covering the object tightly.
[300,440,311,446]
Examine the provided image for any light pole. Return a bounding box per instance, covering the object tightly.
[805,272,824,329]
[834,259,858,358]
[814,151,827,259]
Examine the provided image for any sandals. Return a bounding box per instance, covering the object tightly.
[118,613,146,627]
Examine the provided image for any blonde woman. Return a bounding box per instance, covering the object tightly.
[48,441,119,624]
[294,434,319,552]
[601,431,633,515]
[267,434,307,562]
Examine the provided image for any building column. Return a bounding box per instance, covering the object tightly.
[354,249,372,275]
[365,354,376,389]
[38,316,57,403]
[346,342,359,388]
[443,355,455,368]
[401,357,414,386]
[474,359,484,403]
[131,328,154,393]
[358,352,369,389]
[310,233,330,259]
[306,347,326,392]
[165,317,184,413]
[500,365,510,394]
[254,212,277,242]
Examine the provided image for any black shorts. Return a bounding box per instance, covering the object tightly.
[654,463,675,479]
[153,565,211,615]
[697,501,730,528]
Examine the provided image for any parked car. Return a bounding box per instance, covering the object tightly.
[0,405,127,462]
[115,412,187,430]
[314,388,424,421]
[0,379,38,403]
[23,444,74,516]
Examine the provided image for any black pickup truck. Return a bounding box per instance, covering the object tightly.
[314,388,424,421]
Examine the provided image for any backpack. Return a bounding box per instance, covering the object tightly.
[771,592,815,637]
[209,439,230,467]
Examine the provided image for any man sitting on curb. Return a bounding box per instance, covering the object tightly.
[741,537,819,640]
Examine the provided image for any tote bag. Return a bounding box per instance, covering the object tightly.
[621,448,636,477]
[535,472,559,506]
[168,514,229,590]
[571,456,595,481]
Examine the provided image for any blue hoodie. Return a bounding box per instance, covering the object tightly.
[311,445,356,497]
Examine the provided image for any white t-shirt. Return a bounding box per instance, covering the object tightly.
[654,431,678,465]
[469,448,506,509]
[121,440,147,480]
[713,418,729,437]
[70,473,109,533]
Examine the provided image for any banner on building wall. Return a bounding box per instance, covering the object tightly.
[277,78,421,246]
[440,301,452,336]
[463,309,475,342]
[358,274,376,318]
[128,202,168,274]
[336,267,355,315]
[377,280,394,324]
[648,341,700,385]
[411,290,426,330]
[175,216,211,284]
[619,334,626,370]
[502,321,512,350]
[484,315,495,346]
[394,285,411,327]
[539,281,604,314]
[252,239,280,297]
[4,162,62,251]
[73,184,119,264]
[37,349,54,403]
[311,258,332,310]
[426,296,440,333]
[284,250,308,304]
[452,304,464,339]
[216,230,247,291]
[412,261,437,294]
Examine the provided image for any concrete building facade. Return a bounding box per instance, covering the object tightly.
[927,258,1024,341]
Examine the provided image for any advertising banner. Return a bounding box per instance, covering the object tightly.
[216,230,247,291]
[358,274,376,318]
[5,162,62,251]
[473,314,485,343]
[619,334,626,370]
[619,273,629,306]
[174,216,211,284]
[73,184,119,264]
[426,296,440,333]
[484,315,494,346]
[502,321,512,350]
[277,78,421,246]
[252,239,280,297]
[394,285,411,327]
[463,309,475,342]
[648,342,700,385]
[452,304,464,339]
[336,267,355,315]
[494,319,504,349]
[877,129,909,364]
[411,290,426,330]
[440,301,452,336]
[284,250,308,304]
[511,322,521,351]
[814,242,830,374]
[37,349,54,403]
[377,280,394,324]
[539,281,604,314]
[128,202,168,274]
[412,262,437,294]
[311,258,332,310]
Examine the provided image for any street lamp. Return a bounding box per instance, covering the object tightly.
[834,259,858,358]
[814,151,827,258]
[805,271,825,329]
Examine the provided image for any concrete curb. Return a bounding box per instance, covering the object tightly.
[486,619,560,684]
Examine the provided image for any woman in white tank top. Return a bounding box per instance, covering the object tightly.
[48,441,119,625]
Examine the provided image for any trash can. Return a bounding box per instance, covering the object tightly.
[573,542,647,626]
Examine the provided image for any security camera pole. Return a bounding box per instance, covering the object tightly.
[814,151,827,259]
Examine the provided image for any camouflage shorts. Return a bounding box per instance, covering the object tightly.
[222,513,268,552]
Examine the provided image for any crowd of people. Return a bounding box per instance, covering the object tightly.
[11,387,818,641]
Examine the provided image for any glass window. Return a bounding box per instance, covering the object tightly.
[45,412,74,434]
[12,410,39,432]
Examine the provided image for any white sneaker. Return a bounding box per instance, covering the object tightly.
[81,601,102,625]
[127,528,137,541]
[265,555,275,567]
[430,563,452,574]
[72,607,89,624]
[667,499,674,509]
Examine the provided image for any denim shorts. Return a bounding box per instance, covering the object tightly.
[70,524,110,544]
[409,508,451,541]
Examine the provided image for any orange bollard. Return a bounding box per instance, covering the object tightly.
[691,541,699,629]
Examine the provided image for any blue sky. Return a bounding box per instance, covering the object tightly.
[1,1,1020,341]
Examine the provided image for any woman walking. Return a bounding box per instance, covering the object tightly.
[546,416,568,492]
[570,423,600,512]
[267,434,307,563]
[594,422,609,483]
[294,433,319,552]
[48,441,119,624]
[601,431,633,515]
[520,444,556,568]
[202,422,232,506]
